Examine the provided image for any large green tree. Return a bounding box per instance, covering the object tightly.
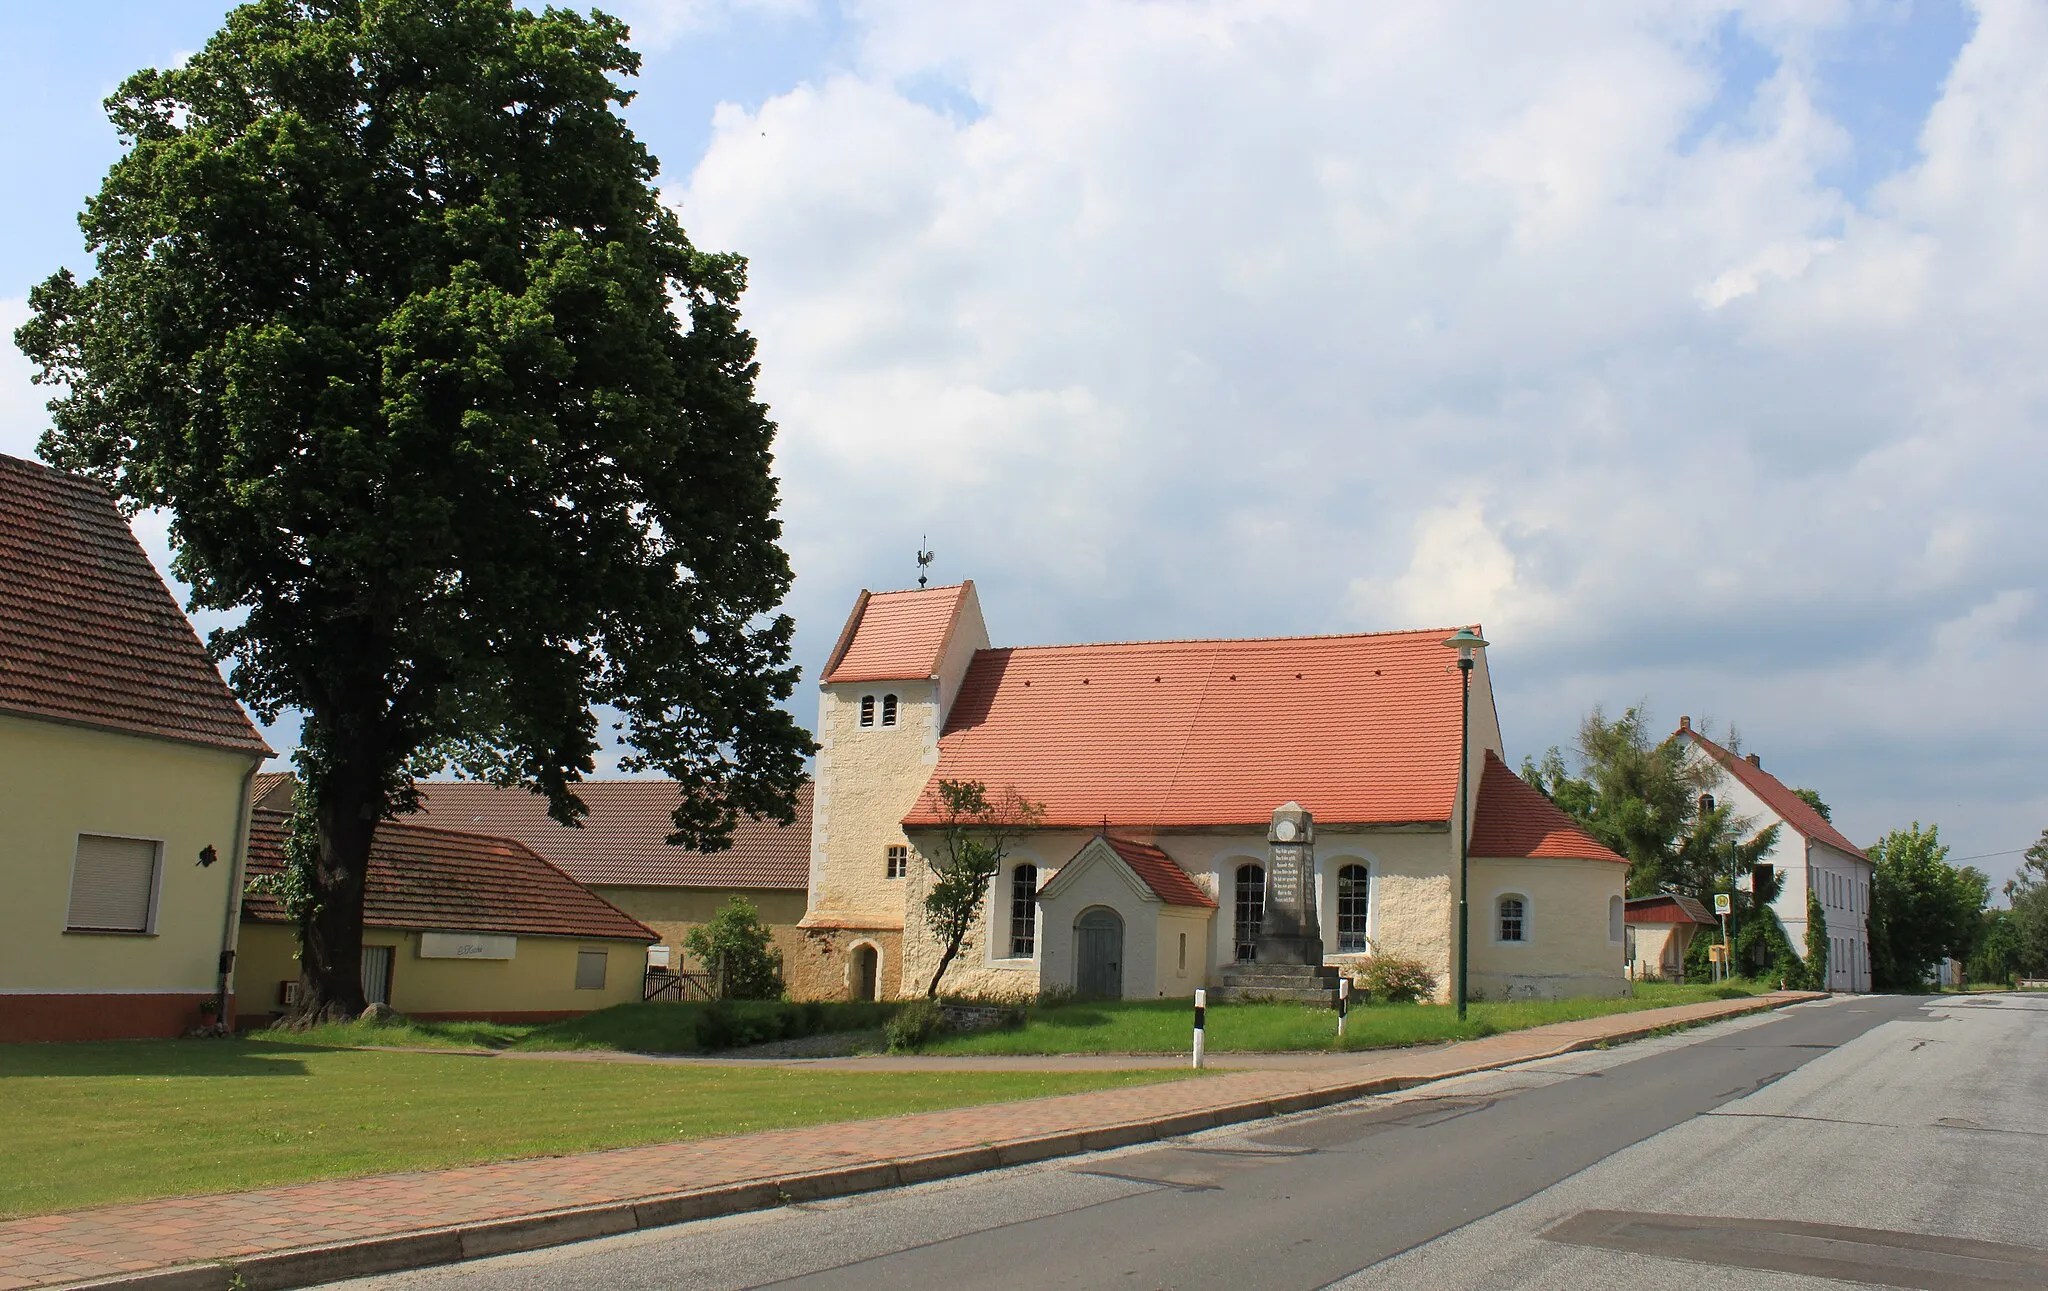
[1522,705,1730,897]
[16,0,812,1020]
[1867,824,1989,989]
[2006,828,2048,978]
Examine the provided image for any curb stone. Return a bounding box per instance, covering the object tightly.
[53,992,1816,1291]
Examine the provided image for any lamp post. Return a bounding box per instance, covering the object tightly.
[1441,627,1488,1021]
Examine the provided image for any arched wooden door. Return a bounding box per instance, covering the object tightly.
[1074,907,1125,999]
[850,944,879,1001]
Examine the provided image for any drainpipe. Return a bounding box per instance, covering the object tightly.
[214,759,261,1027]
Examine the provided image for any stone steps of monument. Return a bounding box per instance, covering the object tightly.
[1220,965,1341,987]
[1214,962,1341,1005]
[1210,984,1340,1005]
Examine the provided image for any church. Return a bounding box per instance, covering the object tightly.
[788,581,1629,1005]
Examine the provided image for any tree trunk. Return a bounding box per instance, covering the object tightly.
[294,767,383,1023]
[927,928,969,999]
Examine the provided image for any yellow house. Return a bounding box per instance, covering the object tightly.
[406,780,812,989]
[238,803,656,1022]
[0,453,271,1042]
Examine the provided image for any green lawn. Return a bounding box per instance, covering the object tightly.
[923,980,1768,1055]
[0,1040,1186,1218]
[251,999,901,1055]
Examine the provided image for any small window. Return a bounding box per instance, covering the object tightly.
[1497,896,1527,943]
[1336,864,1371,952]
[575,949,609,990]
[859,695,876,727]
[885,844,909,879]
[67,834,161,933]
[1010,864,1038,957]
[1178,932,1188,973]
[881,694,899,727]
[1609,895,1624,942]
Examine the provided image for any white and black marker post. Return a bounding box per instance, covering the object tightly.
[1192,988,1207,1069]
[1337,976,1350,1039]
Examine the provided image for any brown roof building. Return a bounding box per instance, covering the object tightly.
[408,780,812,890]
[242,811,654,943]
[0,453,269,755]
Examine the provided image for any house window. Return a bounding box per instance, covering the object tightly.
[575,949,609,990]
[885,845,909,879]
[1234,864,1265,961]
[881,694,899,727]
[1497,895,1527,943]
[1609,895,1625,942]
[66,834,162,933]
[1009,864,1038,957]
[1179,932,1188,974]
[859,695,876,727]
[1336,864,1371,952]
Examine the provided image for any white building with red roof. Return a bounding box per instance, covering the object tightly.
[795,580,1630,1005]
[1673,718,1873,992]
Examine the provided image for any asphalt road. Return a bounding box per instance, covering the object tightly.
[345,992,2048,1290]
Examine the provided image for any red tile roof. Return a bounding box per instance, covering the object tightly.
[1100,838,1217,908]
[408,780,811,889]
[1625,893,1715,925]
[243,811,655,941]
[0,454,270,756]
[1678,729,1866,859]
[1469,751,1628,864]
[901,627,1470,829]
[821,583,971,683]
[252,772,295,812]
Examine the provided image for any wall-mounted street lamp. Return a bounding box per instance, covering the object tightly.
[1442,626,1488,1021]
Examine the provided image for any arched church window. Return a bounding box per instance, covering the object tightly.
[1498,895,1527,943]
[1010,864,1038,957]
[882,694,899,727]
[1337,864,1371,952]
[1234,864,1265,962]
[859,695,875,727]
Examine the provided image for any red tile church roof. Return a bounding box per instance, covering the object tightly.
[822,583,972,683]
[901,627,1472,829]
[1102,838,1217,908]
[1469,751,1627,864]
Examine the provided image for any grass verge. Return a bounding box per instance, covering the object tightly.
[250,999,899,1055]
[0,1039,1186,1218]
[923,980,1769,1055]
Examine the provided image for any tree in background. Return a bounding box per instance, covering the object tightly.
[684,897,783,1000]
[18,0,813,1021]
[921,779,1044,998]
[1867,824,1990,989]
[1791,788,1832,821]
[2006,828,2048,979]
[1521,704,1720,895]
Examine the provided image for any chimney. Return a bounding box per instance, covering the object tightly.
[1678,715,1691,732]
[1746,753,1762,769]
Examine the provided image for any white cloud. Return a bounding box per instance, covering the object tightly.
[665,0,2047,877]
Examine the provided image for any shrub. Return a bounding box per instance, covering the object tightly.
[683,896,784,1000]
[885,998,947,1052]
[1353,953,1438,1004]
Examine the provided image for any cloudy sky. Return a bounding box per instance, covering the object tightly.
[2,1,2038,885]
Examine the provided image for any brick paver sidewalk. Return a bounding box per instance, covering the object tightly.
[0,992,1817,1291]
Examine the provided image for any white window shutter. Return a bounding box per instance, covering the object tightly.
[68,835,160,932]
